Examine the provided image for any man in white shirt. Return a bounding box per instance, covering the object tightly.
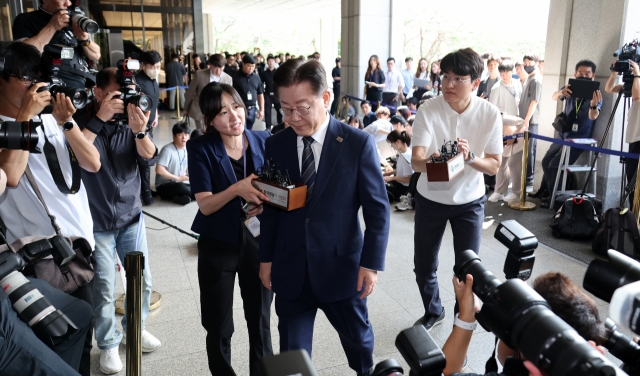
[363,107,393,167]
[382,57,405,115]
[184,53,233,130]
[410,47,503,331]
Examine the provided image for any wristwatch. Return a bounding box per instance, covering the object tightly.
[79,39,91,47]
[135,131,147,140]
[590,106,598,110]
[465,152,476,165]
[454,314,478,331]
[61,121,74,131]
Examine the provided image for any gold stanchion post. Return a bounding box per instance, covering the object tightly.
[509,131,537,211]
[125,252,144,376]
[175,87,181,119]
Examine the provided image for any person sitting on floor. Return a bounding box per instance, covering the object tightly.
[384,130,414,203]
[155,122,194,205]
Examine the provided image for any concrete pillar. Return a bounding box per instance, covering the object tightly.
[541,0,640,208]
[341,0,396,108]
[319,18,340,88]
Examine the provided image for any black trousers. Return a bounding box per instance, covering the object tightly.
[70,283,93,376]
[263,94,282,130]
[330,83,341,116]
[526,124,538,181]
[156,182,193,201]
[139,127,154,198]
[197,223,273,376]
[0,278,92,375]
[626,141,640,206]
[386,181,408,202]
[382,92,398,115]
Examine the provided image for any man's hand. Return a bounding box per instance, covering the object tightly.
[452,274,480,321]
[383,175,393,182]
[590,90,602,108]
[246,204,263,218]
[17,82,51,119]
[259,262,272,290]
[456,138,471,161]
[357,267,378,299]
[96,91,124,122]
[559,84,572,99]
[178,175,189,182]
[71,22,89,42]
[257,110,264,120]
[152,118,158,128]
[52,93,76,124]
[48,9,70,31]
[127,104,150,133]
[183,110,189,117]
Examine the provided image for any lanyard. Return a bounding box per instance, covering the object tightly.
[576,98,584,113]
[173,143,186,171]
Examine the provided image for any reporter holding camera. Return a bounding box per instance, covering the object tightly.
[12,0,101,89]
[0,41,99,375]
[187,82,273,376]
[605,59,640,204]
[73,67,160,374]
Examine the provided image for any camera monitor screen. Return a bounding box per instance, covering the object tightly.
[568,79,600,100]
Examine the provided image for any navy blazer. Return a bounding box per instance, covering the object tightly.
[259,116,390,303]
[187,129,269,244]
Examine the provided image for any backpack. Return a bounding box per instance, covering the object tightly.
[553,192,602,217]
[550,195,600,240]
[592,208,640,259]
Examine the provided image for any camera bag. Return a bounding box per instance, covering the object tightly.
[0,166,95,294]
[550,195,600,240]
[592,207,640,259]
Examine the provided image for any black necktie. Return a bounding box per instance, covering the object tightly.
[301,137,316,202]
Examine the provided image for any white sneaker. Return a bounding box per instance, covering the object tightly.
[100,348,122,374]
[488,192,503,202]
[395,200,414,211]
[503,192,519,202]
[122,330,162,352]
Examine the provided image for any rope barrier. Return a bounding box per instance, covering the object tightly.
[528,133,639,160]
[159,86,188,93]
[340,92,416,114]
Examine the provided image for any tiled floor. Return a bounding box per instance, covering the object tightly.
[88,111,625,375]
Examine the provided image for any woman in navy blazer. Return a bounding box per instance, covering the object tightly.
[186,83,273,376]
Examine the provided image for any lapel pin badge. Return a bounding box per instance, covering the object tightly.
[336,137,343,143]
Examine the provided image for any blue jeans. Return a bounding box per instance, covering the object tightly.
[92,218,152,350]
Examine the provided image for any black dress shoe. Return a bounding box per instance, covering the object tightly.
[540,197,550,209]
[414,307,446,331]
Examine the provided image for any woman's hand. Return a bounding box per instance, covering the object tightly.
[246,204,264,218]
[236,173,269,204]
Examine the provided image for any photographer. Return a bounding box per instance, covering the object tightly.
[134,50,161,205]
[73,67,160,374]
[0,41,99,375]
[605,59,640,204]
[12,0,101,89]
[442,273,607,376]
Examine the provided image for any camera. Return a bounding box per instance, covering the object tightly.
[601,318,640,375]
[583,249,640,303]
[112,59,153,123]
[67,2,98,34]
[35,44,88,114]
[0,118,41,153]
[494,220,537,281]
[454,249,622,376]
[0,236,78,346]
[613,40,640,73]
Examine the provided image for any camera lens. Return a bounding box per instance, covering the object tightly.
[71,14,99,34]
[0,120,40,152]
[50,86,88,110]
[584,253,640,303]
[136,95,153,112]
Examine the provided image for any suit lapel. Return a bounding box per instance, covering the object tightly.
[245,130,263,174]
[282,128,301,184]
[212,133,237,185]
[306,118,346,213]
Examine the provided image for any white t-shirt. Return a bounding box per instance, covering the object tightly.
[0,115,95,248]
[363,119,392,144]
[395,149,414,186]
[626,101,640,144]
[156,142,189,187]
[412,95,503,205]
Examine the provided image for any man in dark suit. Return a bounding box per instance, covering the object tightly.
[258,59,390,376]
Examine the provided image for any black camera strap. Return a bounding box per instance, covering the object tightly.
[42,133,81,194]
[24,165,63,236]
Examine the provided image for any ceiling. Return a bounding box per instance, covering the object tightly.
[202,0,341,18]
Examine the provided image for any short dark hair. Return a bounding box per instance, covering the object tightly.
[273,59,327,98]
[170,53,179,60]
[387,57,395,63]
[172,121,190,135]
[140,50,161,65]
[487,56,500,65]
[361,101,371,108]
[406,97,418,106]
[193,54,200,59]
[199,83,247,135]
[523,53,540,63]
[96,67,117,90]
[439,48,484,80]
[335,57,341,63]
[190,129,203,139]
[398,107,411,120]
[405,57,413,62]
[532,272,603,343]
[498,61,515,73]
[267,55,275,61]
[481,53,494,59]
[0,41,40,82]
[242,54,256,64]
[208,54,226,68]
[575,59,596,73]
[347,116,363,129]
[389,114,407,126]
[387,130,411,147]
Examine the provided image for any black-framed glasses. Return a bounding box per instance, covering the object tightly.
[441,74,472,86]
[9,75,35,85]
[279,96,320,117]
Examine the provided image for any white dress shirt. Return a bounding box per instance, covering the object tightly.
[297,111,330,172]
[210,71,221,83]
[384,70,405,93]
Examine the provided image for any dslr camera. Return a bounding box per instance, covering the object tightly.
[613,40,640,73]
[67,1,99,34]
[112,59,153,124]
[35,44,88,114]
[0,118,41,153]
[0,236,78,346]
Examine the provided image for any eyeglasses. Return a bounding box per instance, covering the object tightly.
[441,75,472,86]
[279,96,320,117]
[9,75,35,85]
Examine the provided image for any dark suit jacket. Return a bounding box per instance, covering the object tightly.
[184,69,233,122]
[187,129,269,244]
[259,116,390,303]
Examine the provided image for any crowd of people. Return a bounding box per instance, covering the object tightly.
[0,2,637,376]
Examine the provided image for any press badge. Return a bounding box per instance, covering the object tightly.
[179,170,186,177]
[572,123,579,132]
[247,92,253,101]
[245,217,260,237]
